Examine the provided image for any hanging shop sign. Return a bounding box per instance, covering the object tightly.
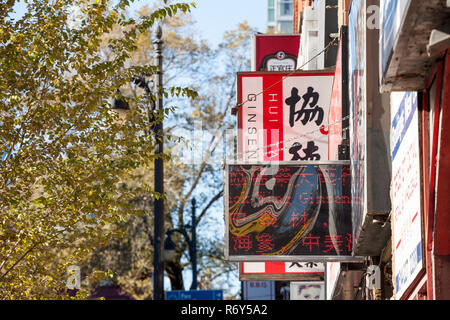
[379,0,411,90]
[251,34,301,72]
[390,91,424,300]
[224,161,360,262]
[235,71,334,162]
[239,262,324,281]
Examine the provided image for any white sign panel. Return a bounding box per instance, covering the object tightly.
[391,91,423,299]
[290,281,325,300]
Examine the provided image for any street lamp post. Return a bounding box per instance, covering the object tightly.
[190,197,197,290]
[164,197,198,290]
[111,24,165,300]
[152,24,165,301]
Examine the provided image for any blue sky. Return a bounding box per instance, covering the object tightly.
[130,0,267,47]
[12,0,267,47]
[186,0,267,46]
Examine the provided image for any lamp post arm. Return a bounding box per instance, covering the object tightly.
[166,229,191,246]
[166,228,197,290]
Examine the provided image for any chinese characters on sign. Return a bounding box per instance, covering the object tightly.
[226,163,353,261]
[237,72,334,162]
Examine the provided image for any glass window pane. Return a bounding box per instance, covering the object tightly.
[278,21,292,33]
[268,8,275,22]
[279,1,293,16]
[268,0,274,8]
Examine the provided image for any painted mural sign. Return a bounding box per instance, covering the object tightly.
[391,91,423,299]
[224,162,354,262]
[237,72,334,162]
[290,281,325,300]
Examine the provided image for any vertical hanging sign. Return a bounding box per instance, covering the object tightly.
[237,71,334,162]
[390,91,424,299]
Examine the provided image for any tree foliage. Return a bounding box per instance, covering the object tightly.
[83,4,257,298]
[0,0,196,299]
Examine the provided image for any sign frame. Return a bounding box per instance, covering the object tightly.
[224,160,364,263]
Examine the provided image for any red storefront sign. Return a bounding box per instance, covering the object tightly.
[252,34,301,72]
[236,71,334,162]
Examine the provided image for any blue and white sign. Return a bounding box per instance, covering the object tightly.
[380,0,411,83]
[165,290,223,300]
[391,91,423,299]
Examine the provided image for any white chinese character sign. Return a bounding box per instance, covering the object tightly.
[236,71,334,162]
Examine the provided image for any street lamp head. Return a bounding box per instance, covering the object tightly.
[154,24,162,40]
[163,233,176,263]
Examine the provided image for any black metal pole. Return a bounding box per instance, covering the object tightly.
[152,24,164,300]
[190,197,198,290]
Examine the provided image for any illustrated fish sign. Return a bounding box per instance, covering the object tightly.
[225,162,359,262]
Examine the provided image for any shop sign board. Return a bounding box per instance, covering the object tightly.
[391,91,424,299]
[326,262,341,300]
[224,162,359,262]
[236,71,334,162]
[251,34,301,72]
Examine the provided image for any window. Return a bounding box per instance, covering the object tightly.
[278,20,293,33]
[268,8,275,22]
[268,0,275,22]
[278,0,293,17]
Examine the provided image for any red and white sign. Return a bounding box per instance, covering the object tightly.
[242,262,324,275]
[237,72,334,161]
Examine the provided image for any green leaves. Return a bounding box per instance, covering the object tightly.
[0,0,196,299]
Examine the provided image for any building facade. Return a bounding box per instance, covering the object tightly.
[267,0,294,33]
[292,0,450,300]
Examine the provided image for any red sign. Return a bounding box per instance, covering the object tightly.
[252,34,301,71]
